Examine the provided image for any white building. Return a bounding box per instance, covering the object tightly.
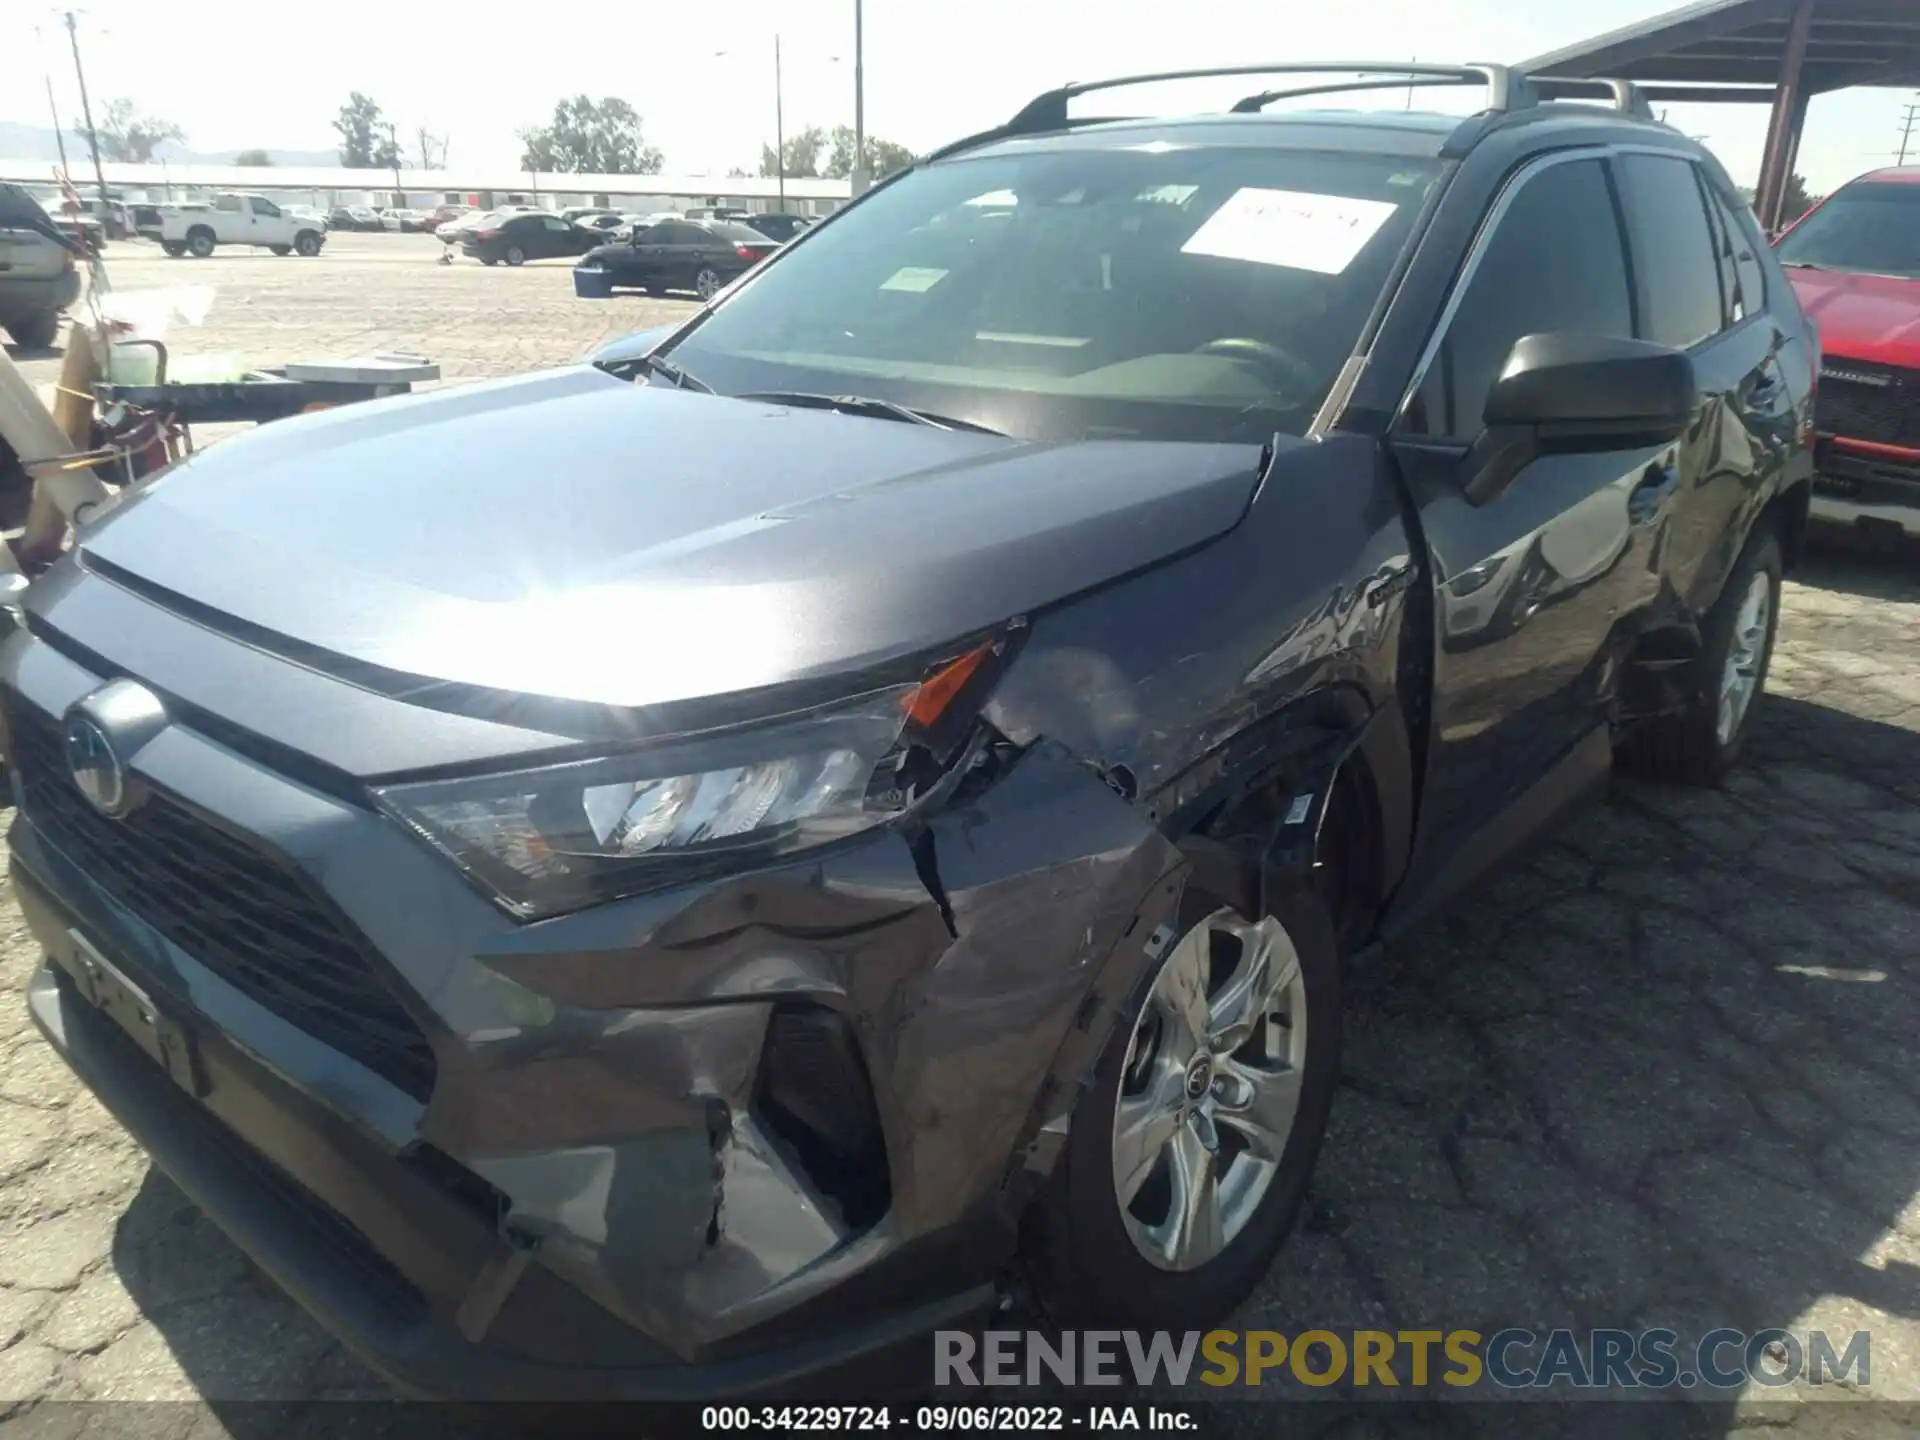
[0,158,854,217]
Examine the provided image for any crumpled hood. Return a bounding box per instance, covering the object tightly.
[79,366,1264,708]
[1787,267,1920,369]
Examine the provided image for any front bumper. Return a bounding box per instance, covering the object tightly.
[0,269,82,319]
[3,584,1181,1399]
[1811,438,1920,539]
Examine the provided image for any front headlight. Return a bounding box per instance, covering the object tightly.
[375,640,1004,919]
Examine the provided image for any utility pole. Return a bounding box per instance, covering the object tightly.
[63,11,112,214]
[1898,97,1920,167]
[853,0,867,195]
[36,27,72,176]
[387,121,403,201]
[775,34,786,209]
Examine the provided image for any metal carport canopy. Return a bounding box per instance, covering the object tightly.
[1520,0,1920,230]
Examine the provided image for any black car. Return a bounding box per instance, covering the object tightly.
[326,206,372,232]
[576,218,779,298]
[11,63,1814,1405]
[741,211,812,242]
[463,210,596,266]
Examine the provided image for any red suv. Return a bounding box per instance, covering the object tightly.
[1777,166,1920,541]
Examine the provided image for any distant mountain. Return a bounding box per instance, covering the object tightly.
[0,121,336,168]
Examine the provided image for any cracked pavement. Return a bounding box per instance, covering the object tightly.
[3,234,1919,1436]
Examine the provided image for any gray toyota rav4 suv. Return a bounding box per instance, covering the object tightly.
[6,64,1813,1403]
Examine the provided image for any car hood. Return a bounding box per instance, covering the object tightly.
[1787,266,1920,369]
[78,366,1264,710]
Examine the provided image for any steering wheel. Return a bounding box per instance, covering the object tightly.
[1191,337,1318,391]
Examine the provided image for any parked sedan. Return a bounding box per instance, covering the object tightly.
[463,211,597,266]
[574,219,778,299]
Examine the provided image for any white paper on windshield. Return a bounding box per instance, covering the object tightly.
[1180,188,1398,274]
[880,266,948,292]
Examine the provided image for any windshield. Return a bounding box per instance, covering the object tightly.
[662,144,1437,443]
[1777,181,1920,278]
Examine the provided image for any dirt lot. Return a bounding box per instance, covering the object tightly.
[2,231,1918,1436]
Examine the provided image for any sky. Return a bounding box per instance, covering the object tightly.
[5,0,1915,193]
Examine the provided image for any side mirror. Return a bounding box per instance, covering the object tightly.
[1464,333,1697,506]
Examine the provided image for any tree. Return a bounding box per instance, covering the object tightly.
[1780,172,1817,223]
[726,166,752,179]
[415,129,450,169]
[823,126,915,181]
[519,96,663,173]
[97,99,184,163]
[233,149,273,167]
[334,92,401,169]
[760,126,827,179]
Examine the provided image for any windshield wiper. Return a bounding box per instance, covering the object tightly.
[736,390,1004,435]
[1779,261,1825,270]
[630,353,712,393]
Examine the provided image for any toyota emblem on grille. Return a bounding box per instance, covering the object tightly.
[62,680,168,819]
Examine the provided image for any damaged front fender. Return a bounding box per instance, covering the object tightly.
[449,741,1182,1359]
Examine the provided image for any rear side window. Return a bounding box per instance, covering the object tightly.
[215,195,243,213]
[1404,158,1634,440]
[1709,189,1767,323]
[1613,155,1725,349]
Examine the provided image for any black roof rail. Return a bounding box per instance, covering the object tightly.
[1529,75,1658,119]
[918,62,1537,169]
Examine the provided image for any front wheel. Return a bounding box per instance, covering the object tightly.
[1618,527,1783,785]
[5,309,60,350]
[293,231,322,257]
[186,229,215,259]
[1027,877,1341,1329]
[504,245,526,267]
[694,267,722,300]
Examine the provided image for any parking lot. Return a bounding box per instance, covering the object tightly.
[2,230,1918,1435]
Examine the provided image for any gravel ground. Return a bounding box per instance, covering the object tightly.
[1,231,1917,1437]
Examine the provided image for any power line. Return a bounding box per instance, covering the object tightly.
[1899,96,1920,167]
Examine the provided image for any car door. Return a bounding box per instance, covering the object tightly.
[248,196,289,245]
[658,222,704,289]
[538,215,576,258]
[212,194,247,244]
[1619,157,1799,617]
[1387,153,1680,915]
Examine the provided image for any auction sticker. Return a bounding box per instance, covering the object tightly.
[881,266,949,292]
[1180,188,1397,274]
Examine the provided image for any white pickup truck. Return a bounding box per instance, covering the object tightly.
[140,193,326,258]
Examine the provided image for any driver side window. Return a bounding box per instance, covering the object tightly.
[1403,158,1635,441]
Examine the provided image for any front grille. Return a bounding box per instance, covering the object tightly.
[1818,363,1920,447]
[7,695,437,1100]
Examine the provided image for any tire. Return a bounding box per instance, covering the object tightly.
[1027,874,1342,1331]
[505,245,526,267]
[293,231,322,257]
[270,244,292,256]
[186,228,215,259]
[1619,526,1783,785]
[5,309,60,350]
[161,241,187,258]
[481,257,498,267]
[694,267,722,300]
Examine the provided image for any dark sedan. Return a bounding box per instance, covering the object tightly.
[574,219,778,299]
[742,211,813,242]
[462,211,598,266]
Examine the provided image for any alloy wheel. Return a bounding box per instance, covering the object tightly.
[1111,908,1308,1272]
[1716,570,1771,745]
[696,268,721,300]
